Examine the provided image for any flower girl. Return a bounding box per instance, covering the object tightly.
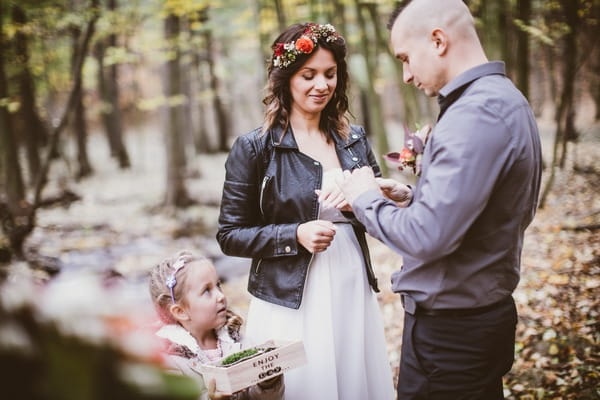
[149,251,283,400]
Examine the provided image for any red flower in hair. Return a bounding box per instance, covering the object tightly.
[273,43,285,57]
[295,36,314,53]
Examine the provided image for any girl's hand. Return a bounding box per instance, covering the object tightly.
[297,220,337,253]
[207,378,231,400]
[376,178,412,207]
[315,188,351,211]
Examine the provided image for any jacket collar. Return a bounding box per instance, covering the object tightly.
[269,124,361,150]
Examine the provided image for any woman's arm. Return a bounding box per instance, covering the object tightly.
[217,134,300,259]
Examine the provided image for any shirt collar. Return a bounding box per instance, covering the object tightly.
[437,61,506,120]
[439,61,505,98]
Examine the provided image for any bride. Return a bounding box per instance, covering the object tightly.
[217,22,395,400]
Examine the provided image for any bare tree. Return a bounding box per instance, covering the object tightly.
[204,24,230,152]
[354,0,389,174]
[12,5,47,185]
[516,0,532,99]
[70,20,93,178]
[163,13,193,207]
[94,0,131,169]
[1,1,29,260]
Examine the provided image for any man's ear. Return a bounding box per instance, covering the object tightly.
[169,303,190,322]
[431,28,448,56]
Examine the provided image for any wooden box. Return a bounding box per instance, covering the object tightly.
[200,340,306,394]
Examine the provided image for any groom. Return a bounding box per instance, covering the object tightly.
[339,0,542,398]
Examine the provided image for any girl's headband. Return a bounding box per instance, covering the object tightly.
[165,257,187,303]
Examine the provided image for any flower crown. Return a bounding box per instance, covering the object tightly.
[272,23,341,69]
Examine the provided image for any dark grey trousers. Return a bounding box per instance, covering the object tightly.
[397,297,517,399]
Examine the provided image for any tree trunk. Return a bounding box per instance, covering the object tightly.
[354,0,389,174]
[180,17,195,159]
[94,0,130,169]
[204,28,230,152]
[106,0,130,168]
[163,13,192,208]
[1,2,28,260]
[253,0,270,69]
[516,0,531,99]
[191,45,211,153]
[33,0,100,208]
[590,47,600,121]
[274,0,287,32]
[539,0,578,208]
[366,3,425,127]
[475,0,503,61]
[498,0,513,75]
[308,0,320,22]
[327,0,347,35]
[0,3,25,208]
[70,25,93,179]
[558,0,578,169]
[12,5,46,185]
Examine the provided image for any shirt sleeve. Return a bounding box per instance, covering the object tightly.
[352,101,514,263]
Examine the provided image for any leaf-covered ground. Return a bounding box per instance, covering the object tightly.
[15,120,600,399]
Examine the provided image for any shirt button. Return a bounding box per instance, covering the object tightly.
[313,161,320,166]
[352,157,358,162]
[352,134,358,139]
[284,246,291,253]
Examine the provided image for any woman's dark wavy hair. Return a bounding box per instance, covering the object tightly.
[262,23,351,141]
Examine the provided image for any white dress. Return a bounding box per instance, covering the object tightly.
[245,168,395,400]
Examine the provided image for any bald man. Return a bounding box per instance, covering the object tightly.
[338,0,542,398]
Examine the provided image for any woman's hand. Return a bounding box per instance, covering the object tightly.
[297,220,337,253]
[376,178,412,207]
[207,378,231,400]
[315,188,351,211]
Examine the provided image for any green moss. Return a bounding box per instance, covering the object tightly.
[220,348,260,366]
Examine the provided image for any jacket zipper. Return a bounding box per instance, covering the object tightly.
[256,175,271,275]
[255,258,263,275]
[303,174,322,286]
[259,175,270,216]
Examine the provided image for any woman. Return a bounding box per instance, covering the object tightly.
[217,23,395,400]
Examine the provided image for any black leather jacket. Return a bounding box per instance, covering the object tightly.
[217,124,381,309]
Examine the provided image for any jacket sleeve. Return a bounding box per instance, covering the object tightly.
[217,134,300,259]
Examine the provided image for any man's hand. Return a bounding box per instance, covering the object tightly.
[337,167,380,206]
[376,177,412,207]
[297,220,337,253]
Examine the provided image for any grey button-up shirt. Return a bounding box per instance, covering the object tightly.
[353,62,542,310]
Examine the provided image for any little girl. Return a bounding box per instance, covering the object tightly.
[149,251,284,400]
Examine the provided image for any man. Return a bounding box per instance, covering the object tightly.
[338,0,542,398]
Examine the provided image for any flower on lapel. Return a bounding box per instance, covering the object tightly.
[384,124,431,176]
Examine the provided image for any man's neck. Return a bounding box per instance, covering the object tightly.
[446,46,488,84]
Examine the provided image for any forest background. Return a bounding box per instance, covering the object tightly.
[0,0,598,399]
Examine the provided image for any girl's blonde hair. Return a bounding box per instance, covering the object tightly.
[148,250,243,338]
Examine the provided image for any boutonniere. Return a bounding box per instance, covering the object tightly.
[383,124,432,176]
